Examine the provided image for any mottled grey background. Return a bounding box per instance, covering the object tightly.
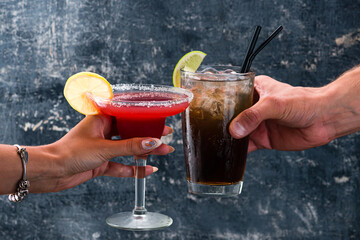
[0,0,359,239]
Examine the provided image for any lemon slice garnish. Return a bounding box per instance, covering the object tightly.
[63,72,113,115]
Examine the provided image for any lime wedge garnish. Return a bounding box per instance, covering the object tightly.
[172,51,206,87]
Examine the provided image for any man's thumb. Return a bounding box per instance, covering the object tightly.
[229,104,266,139]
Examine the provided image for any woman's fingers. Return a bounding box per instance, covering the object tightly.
[100,137,174,159]
[103,162,158,178]
[101,138,162,158]
[162,126,174,136]
[149,144,175,155]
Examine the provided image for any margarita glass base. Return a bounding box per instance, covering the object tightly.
[106,211,173,231]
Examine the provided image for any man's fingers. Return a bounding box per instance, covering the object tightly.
[103,162,158,178]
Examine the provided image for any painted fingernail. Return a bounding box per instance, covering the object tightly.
[152,167,159,173]
[168,146,175,153]
[142,138,162,150]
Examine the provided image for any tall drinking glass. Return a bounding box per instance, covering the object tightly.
[181,66,254,196]
[92,84,193,230]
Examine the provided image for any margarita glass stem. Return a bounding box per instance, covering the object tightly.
[133,156,148,215]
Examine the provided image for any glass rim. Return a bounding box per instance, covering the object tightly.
[90,83,193,107]
[181,65,255,81]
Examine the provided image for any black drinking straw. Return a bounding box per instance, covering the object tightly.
[244,25,283,72]
[240,25,262,73]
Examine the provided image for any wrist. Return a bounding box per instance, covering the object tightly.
[26,143,65,193]
[320,68,360,140]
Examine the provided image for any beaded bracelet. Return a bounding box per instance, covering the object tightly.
[8,144,30,202]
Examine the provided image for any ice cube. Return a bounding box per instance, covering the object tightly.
[224,69,237,74]
[191,107,205,120]
[200,73,219,81]
[190,87,225,119]
[226,75,239,81]
[200,67,218,73]
[188,74,201,81]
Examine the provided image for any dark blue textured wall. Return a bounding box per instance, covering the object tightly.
[1,0,359,239]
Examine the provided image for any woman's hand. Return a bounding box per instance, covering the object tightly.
[26,115,174,193]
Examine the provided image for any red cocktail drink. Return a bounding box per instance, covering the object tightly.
[96,91,190,139]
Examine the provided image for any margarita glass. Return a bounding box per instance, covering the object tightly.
[92,84,193,231]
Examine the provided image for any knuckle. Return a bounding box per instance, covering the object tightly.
[126,138,139,154]
[242,108,261,125]
[267,95,282,107]
[256,75,272,80]
[255,75,273,84]
[264,96,286,118]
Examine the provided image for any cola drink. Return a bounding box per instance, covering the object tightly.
[181,66,254,195]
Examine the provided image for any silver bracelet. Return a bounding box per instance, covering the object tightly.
[8,144,30,202]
